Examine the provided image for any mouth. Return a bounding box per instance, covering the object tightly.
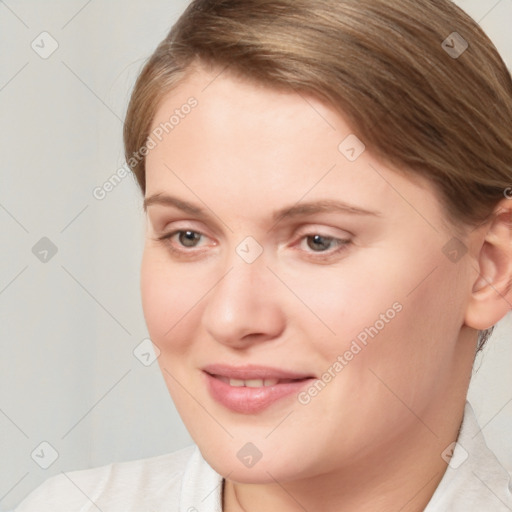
[203,363,314,381]
[202,364,315,414]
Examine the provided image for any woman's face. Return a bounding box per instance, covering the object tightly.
[141,66,478,482]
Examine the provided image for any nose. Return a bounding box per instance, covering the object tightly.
[201,256,286,348]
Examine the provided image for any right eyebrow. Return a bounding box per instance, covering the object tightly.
[143,194,207,217]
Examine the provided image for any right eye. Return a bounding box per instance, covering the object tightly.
[158,229,209,251]
[172,230,204,248]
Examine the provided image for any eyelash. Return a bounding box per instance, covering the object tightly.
[157,230,351,260]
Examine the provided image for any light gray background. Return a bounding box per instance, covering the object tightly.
[1,0,511,509]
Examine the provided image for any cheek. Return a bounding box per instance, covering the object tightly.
[140,250,211,439]
[283,252,404,350]
[347,258,467,402]
[294,245,465,378]
[140,249,201,351]
[140,251,169,340]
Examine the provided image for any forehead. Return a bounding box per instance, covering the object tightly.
[145,66,445,231]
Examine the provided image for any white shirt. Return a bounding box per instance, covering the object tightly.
[13,402,512,511]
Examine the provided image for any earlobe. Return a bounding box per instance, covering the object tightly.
[464,201,512,330]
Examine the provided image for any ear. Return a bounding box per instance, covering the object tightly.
[464,199,512,330]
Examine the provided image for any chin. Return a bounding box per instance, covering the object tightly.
[198,440,312,484]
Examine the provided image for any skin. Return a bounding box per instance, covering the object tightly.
[141,65,512,511]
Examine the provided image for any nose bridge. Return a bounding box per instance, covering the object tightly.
[217,232,271,297]
[211,251,268,315]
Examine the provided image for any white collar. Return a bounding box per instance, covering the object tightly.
[425,401,512,511]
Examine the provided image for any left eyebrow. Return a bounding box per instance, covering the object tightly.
[272,200,382,223]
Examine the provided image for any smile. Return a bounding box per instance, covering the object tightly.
[203,364,315,414]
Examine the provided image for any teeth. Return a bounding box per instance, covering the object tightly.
[227,378,280,387]
[246,379,264,388]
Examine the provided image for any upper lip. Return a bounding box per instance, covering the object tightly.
[203,364,314,381]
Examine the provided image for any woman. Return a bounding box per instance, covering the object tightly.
[15,0,512,510]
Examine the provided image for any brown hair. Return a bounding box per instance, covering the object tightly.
[124,0,512,347]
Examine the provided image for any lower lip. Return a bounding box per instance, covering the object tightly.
[204,372,313,414]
